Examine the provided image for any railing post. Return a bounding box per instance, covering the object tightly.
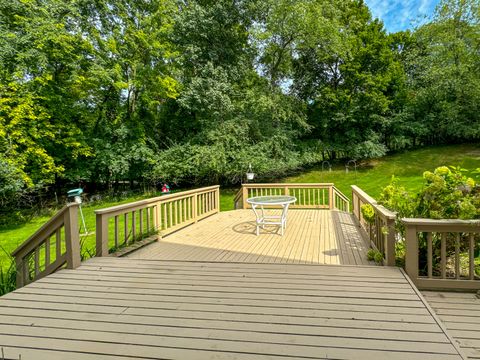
[64,204,81,269]
[96,213,109,257]
[215,187,220,213]
[242,185,248,209]
[14,255,24,288]
[192,193,198,222]
[384,217,396,266]
[404,223,418,283]
[328,185,334,209]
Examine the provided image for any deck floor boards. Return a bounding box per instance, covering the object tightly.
[128,209,373,265]
[423,291,480,359]
[0,258,466,359]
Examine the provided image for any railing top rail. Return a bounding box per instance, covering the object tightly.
[242,183,334,188]
[95,185,220,215]
[11,203,78,258]
[332,186,349,202]
[375,204,396,220]
[351,185,396,220]
[402,218,480,227]
[351,185,377,204]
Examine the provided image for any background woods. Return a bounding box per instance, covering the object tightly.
[0,0,479,210]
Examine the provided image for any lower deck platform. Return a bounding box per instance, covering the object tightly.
[0,257,466,359]
[423,291,480,359]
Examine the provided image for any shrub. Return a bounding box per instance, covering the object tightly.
[374,251,384,264]
[360,204,375,224]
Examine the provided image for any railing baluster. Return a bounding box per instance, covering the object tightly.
[427,232,433,278]
[182,199,186,222]
[34,247,40,275]
[174,200,178,226]
[146,207,151,232]
[455,233,460,279]
[469,233,475,280]
[163,202,167,229]
[45,236,50,266]
[124,213,128,244]
[56,229,62,260]
[23,260,29,285]
[131,211,136,242]
[139,209,143,238]
[114,216,119,248]
[441,232,446,279]
[169,202,173,228]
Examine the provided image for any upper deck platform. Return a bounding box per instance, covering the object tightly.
[128,209,373,265]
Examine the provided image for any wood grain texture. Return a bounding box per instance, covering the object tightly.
[0,258,465,359]
[423,291,480,359]
[128,209,373,265]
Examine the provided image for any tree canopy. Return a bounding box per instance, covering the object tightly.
[0,0,479,206]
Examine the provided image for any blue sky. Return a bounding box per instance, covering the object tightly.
[364,0,440,33]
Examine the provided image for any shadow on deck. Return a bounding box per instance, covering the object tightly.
[128,209,373,266]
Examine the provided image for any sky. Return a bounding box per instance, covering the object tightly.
[364,0,440,33]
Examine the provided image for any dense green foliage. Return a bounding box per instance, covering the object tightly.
[379,165,480,275]
[0,0,479,210]
[380,166,480,219]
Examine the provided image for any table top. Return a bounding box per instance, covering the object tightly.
[246,195,297,206]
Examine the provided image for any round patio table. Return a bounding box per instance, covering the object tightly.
[246,195,297,236]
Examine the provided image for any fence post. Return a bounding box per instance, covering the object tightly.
[404,223,418,283]
[96,213,109,257]
[64,204,81,269]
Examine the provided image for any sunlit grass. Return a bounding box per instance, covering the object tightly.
[1,143,479,273]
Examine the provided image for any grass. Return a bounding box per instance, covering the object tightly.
[0,191,163,271]
[284,143,480,201]
[1,143,480,274]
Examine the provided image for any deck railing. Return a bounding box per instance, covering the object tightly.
[11,203,80,288]
[403,218,480,290]
[95,185,220,256]
[351,185,397,266]
[234,183,350,211]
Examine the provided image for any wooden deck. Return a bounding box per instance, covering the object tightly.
[128,209,373,265]
[0,257,466,359]
[423,291,480,359]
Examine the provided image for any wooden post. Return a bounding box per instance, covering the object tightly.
[242,186,248,209]
[192,194,198,223]
[64,204,81,269]
[215,187,220,213]
[384,217,396,266]
[96,213,109,257]
[155,202,161,233]
[15,255,24,288]
[404,224,418,284]
[328,186,334,209]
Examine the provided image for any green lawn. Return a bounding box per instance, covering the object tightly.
[284,143,480,201]
[1,143,479,271]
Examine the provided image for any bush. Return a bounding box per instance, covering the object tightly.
[361,204,375,224]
